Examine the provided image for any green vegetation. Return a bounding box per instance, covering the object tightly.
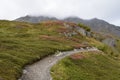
[116,39,120,52]
[51,51,120,80]
[0,20,92,80]
[78,23,91,32]
[0,20,119,80]
[50,22,120,80]
[87,37,120,59]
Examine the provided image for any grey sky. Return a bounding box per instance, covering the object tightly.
[0,0,120,25]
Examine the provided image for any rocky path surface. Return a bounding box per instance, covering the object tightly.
[19,47,99,80]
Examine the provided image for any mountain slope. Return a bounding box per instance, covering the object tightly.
[0,20,105,80]
[64,17,120,38]
[0,20,120,80]
[15,15,58,23]
[15,16,120,38]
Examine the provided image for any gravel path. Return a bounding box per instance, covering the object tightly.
[19,47,99,80]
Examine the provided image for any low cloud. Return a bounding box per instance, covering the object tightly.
[0,0,120,25]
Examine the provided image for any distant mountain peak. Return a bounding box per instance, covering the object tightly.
[91,18,98,20]
[15,15,58,23]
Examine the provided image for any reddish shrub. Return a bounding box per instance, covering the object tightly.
[39,35,65,42]
[72,44,87,49]
[57,27,69,33]
[70,54,85,60]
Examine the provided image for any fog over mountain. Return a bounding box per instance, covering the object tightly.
[0,0,120,26]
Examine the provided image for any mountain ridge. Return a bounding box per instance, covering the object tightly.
[15,15,120,38]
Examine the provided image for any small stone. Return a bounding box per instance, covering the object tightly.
[23,70,27,74]
[49,60,51,63]
[74,49,77,51]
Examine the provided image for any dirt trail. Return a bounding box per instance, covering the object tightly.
[19,47,99,80]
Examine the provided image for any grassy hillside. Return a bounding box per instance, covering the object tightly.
[0,20,95,80]
[0,20,119,80]
[51,51,120,80]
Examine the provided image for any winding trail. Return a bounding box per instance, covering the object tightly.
[19,47,99,80]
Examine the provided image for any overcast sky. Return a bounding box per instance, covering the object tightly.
[0,0,120,25]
